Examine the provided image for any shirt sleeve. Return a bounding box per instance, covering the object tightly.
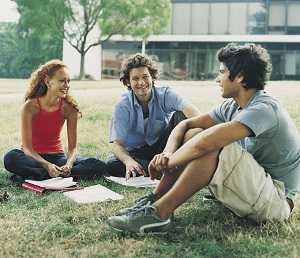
[208,102,228,124]
[109,104,130,143]
[234,103,278,137]
[163,87,187,112]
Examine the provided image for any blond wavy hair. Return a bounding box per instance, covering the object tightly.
[25,59,81,115]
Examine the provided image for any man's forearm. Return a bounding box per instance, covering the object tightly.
[111,142,135,165]
[167,126,221,168]
[163,121,188,154]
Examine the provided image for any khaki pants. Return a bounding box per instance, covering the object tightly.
[208,142,291,222]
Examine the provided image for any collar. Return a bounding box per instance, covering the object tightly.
[237,90,264,110]
[132,88,155,108]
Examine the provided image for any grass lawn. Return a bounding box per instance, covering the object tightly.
[0,79,300,258]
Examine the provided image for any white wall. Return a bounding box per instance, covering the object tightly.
[63,26,102,80]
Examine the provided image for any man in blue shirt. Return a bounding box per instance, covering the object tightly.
[107,53,199,178]
[108,43,300,234]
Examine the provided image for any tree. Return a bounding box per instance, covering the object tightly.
[14,0,171,79]
[0,22,62,78]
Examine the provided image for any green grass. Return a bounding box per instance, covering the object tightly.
[0,79,300,258]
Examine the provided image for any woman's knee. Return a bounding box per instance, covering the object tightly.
[3,149,20,172]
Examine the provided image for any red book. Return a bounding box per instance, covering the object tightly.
[21,182,46,194]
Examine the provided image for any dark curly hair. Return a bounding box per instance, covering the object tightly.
[217,43,272,90]
[120,53,159,90]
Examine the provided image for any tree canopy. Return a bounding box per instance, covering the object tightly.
[13,0,171,79]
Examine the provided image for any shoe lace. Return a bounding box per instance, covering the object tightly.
[129,202,154,217]
[135,192,154,204]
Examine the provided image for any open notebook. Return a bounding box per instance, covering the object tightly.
[63,185,123,204]
[24,177,77,190]
[104,176,159,188]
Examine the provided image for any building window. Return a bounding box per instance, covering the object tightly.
[287,1,300,26]
[269,1,285,27]
[191,3,209,34]
[172,3,191,34]
[210,3,228,34]
[248,2,266,34]
[228,3,247,34]
[285,51,300,79]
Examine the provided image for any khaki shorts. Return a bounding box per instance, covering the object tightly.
[208,142,291,222]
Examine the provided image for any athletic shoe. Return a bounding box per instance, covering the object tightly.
[108,204,171,234]
[115,192,156,216]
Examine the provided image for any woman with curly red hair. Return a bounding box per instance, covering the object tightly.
[4,60,107,182]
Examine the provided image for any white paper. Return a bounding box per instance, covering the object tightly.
[25,177,77,190]
[63,185,123,204]
[104,176,159,188]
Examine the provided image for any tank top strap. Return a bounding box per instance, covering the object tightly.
[59,98,64,110]
[36,97,42,110]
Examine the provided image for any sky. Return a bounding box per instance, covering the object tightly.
[0,0,19,22]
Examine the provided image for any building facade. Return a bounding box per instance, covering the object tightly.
[102,0,300,80]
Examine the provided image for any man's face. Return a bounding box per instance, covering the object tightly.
[216,63,240,99]
[129,66,153,102]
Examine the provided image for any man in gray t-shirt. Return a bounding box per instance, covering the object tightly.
[108,43,300,234]
[209,91,300,201]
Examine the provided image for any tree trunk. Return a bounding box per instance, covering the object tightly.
[79,52,85,80]
[141,39,146,55]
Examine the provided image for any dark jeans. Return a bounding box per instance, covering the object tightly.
[107,111,186,177]
[3,149,108,181]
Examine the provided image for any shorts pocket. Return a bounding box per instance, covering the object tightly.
[222,151,268,217]
[249,178,289,222]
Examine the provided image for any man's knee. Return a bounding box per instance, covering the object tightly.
[106,157,126,177]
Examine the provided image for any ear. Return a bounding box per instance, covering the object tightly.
[235,73,244,84]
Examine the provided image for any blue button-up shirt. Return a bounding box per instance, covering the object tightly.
[109,86,186,150]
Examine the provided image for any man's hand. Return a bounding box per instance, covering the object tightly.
[152,152,171,171]
[125,159,146,180]
[148,152,171,180]
[148,160,162,180]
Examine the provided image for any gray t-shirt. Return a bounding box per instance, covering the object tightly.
[209,90,300,201]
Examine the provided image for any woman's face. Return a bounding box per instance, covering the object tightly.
[47,67,70,98]
[129,66,153,103]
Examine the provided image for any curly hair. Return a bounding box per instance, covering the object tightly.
[120,53,159,90]
[217,43,272,90]
[25,59,81,114]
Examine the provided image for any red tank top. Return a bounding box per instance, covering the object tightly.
[32,98,65,153]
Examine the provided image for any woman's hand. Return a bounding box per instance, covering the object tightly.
[47,163,63,178]
[125,159,146,180]
[59,164,72,177]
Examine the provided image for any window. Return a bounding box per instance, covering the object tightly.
[210,3,228,34]
[269,2,285,26]
[248,2,266,34]
[285,51,300,76]
[288,1,300,26]
[191,3,209,34]
[228,3,247,34]
[172,3,191,34]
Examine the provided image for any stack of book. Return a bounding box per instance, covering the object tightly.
[22,177,79,194]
